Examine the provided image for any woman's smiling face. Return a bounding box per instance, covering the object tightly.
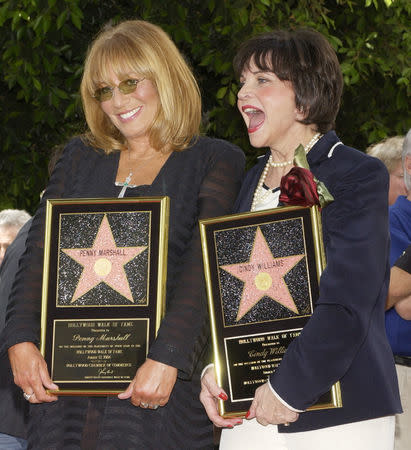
[237,60,303,150]
[99,68,159,146]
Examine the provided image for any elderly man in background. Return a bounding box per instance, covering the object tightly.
[367,136,407,205]
[0,209,31,265]
[0,210,31,449]
[385,129,411,450]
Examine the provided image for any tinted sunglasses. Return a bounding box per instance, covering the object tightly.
[93,78,145,102]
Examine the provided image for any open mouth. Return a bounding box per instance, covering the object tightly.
[242,106,265,133]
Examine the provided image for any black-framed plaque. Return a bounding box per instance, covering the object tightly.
[200,205,342,417]
[40,197,169,395]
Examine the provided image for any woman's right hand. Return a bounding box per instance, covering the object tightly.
[8,342,59,404]
[199,366,242,428]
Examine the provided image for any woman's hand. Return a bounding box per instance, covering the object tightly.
[118,358,177,409]
[247,382,299,426]
[199,366,243,428]
[8,342,59,404]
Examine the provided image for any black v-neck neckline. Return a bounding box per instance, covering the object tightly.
[113,150,176,189]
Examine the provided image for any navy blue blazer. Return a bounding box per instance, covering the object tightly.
[235,131,402,432]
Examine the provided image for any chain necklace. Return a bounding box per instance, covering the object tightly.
[115,149,163,198]
[251,133,322,211]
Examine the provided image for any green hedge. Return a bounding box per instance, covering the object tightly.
[0,0,410,212]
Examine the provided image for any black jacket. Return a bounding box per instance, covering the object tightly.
[0,220,31,439]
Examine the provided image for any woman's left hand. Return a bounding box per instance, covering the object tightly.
[118,358,177,409]
[247,382,299,426]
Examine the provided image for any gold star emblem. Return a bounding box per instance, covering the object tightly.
[62,214,146,303]
[220,227,304,321]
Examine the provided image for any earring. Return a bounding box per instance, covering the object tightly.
[296,105,306,119]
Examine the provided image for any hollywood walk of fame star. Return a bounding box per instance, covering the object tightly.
[220,226,304,321]
[61,214,147,303]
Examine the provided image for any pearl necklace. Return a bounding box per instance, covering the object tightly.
[251,133,322,211]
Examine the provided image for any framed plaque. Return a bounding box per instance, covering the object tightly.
[200,205,342,417]
[40,197,169,395]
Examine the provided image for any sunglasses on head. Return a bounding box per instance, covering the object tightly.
[93,78,145,102]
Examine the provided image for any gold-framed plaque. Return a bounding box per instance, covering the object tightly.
[40,197,169,395]
[200,205,342,417]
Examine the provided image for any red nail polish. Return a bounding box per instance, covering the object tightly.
[218,392,228,401]
[245,410,250,418]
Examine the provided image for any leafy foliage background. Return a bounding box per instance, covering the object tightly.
[0,0,410,213]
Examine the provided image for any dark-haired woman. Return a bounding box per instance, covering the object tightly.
[200,28,401,450]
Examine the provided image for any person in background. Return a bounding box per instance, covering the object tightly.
[1,19,244,449]
[0,209,31,265]
[0,146,63,450]
[387,244,411,319]
[386,128,411,450]
[0,210,31,448]
[367,136,407,206]
[200,28,401,450]
[0,220,31,450]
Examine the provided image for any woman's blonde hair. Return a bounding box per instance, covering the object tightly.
[81,20,201,153]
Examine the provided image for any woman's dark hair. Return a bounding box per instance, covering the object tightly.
[233,28,343,133]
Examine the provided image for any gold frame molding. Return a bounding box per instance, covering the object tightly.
[200,205,342,417]
[40,197,169,395]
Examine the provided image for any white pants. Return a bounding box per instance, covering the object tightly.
[394,364,411,450]
[220,416,395,450]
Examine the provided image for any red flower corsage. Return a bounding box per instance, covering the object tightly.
[279,167,320,207]
[279,144,334,208]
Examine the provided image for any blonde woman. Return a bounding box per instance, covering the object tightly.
[3,20,244,449]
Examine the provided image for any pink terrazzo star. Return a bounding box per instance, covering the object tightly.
[220,227,304,321]
[62,214,146,303]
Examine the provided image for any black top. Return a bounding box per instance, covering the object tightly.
[0,220,31,439]
[394,243,411,274]
[1,135,245,449]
